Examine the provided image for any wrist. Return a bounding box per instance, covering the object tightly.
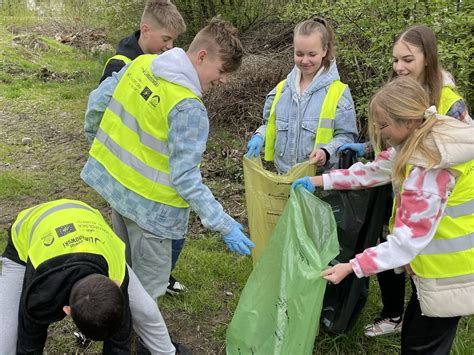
[321,148,330,163]
[345,263,354,274]
[310,176,323,187]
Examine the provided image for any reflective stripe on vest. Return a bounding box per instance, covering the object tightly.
[264,79,347,161]
[11,199,126,284]
[103,54,132,75]
[407,160,474,278]
[438,86,462,117]
[90,54,201,208]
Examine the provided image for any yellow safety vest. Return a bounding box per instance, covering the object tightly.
[102,54,132,76]
[409,160,474,278]
[90,54,201,208]
[264,79,347,161]
[11,199,126,285]
[438,86,462,117]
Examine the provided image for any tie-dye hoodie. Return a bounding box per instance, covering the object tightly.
[321,116,474,278]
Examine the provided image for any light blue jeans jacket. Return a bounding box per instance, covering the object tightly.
[256,59,358,173]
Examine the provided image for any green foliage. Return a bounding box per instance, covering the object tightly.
[281,0,473,138]
[171,0,291,43]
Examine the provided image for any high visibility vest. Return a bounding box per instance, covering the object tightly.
[408,160,474,278]
[388,86,466,231]
[264,79,347,161]
[90,54,201,208]
[11,199,126,285]
[102,54,132,75]
[438,86,462,117]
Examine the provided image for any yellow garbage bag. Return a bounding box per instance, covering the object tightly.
[243,156,315,265]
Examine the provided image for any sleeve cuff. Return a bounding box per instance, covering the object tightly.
[322,174,333,190]
[350,259,364,278]
[321,148,330,163]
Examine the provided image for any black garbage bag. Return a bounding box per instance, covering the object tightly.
[319,149,393,335]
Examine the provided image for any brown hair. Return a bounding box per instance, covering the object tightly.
[142,0,186,35]
[389,25,443,107]
[69,274,125,341]
[188,17,243,73]
[293,17,335,72]
[369,76,442,188]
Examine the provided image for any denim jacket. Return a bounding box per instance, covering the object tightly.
[81,48,237,239]
[256,59,358,173]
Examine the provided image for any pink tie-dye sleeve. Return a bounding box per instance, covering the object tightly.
[350,166,456,278]
[323,148,394,190]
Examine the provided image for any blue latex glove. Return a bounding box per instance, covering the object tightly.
[291,176,315,193]
[223,225,255,255]
[246,134,264,158]
[337,143,365,157]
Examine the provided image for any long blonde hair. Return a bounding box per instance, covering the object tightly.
[368,77,442,187]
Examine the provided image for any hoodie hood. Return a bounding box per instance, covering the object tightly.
[442,70,456,88]
[286,58,341,95]
[151,48,202,97]
[408,115,474,169]
[116,30,144,60]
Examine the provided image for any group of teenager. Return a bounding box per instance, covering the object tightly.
[0,0,472,354]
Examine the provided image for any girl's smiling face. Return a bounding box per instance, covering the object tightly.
[294,32,327,79]
[392,40,427,84]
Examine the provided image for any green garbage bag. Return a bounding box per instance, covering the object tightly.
[226,188,339,355]
[243,156,315,265]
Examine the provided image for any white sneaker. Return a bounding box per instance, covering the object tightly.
[364,316,402,337]
[166,275,187,296]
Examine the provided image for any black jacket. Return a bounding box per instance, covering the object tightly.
[99,30,143,83]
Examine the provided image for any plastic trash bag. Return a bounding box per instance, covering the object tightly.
[243,156,315,265]
[317,150,394,334]
[319,183,392,334]
[226,188,339,355]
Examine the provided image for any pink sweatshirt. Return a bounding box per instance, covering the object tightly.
[322,148,456,278]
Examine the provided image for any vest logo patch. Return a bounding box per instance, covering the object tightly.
[42,232,55,247]
[56,223,76,238]
[150,94,160,107]
[140,86,152,101]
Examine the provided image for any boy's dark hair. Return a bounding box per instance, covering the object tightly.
[142,0,186,35]
[188,16,243,73]
[69,274,125,341]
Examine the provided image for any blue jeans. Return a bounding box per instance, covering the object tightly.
[171,239,185,271]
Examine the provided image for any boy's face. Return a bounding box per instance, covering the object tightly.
[140,24,177,54]
[195,50,228,92]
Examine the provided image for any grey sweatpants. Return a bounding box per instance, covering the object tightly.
[0,257,24,355]
[0,257,175,355]
[112,210,172,300]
